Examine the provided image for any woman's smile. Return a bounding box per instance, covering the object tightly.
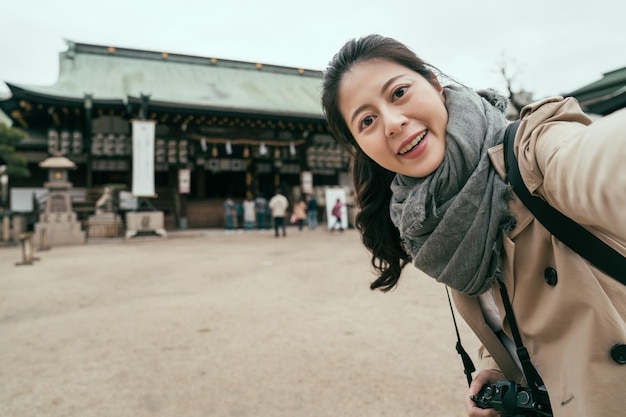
[398,129,428,156]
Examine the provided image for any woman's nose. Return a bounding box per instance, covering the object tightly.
[384,110,408,137]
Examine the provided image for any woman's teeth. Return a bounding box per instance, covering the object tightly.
[398,130,427,155]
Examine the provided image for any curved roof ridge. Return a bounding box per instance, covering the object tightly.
[63,40,323,78]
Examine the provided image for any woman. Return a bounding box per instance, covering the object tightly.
[321,34,626,417]
[293,197,307,231]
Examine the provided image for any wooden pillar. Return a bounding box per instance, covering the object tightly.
[84,94,93,188]
[273,146,281,189]
[196,166,206,199]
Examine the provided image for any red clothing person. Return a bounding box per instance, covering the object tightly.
[330,198,344,232]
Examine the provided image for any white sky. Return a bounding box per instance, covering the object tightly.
[1,0,623,101]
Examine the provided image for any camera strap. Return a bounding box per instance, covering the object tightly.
[448,279,553,415]
[446,286,476,387]
[504,120,626,284]
[497,278,546,394]
[446,278,546,394]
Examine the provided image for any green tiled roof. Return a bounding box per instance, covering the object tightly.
[5,40,325,119]
[568,67,626,115]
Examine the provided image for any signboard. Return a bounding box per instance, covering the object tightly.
[131,119,156,197]
[178,168,191,194]
[119,191,138,211]
[10,188,47,212]
[301,171,313,194]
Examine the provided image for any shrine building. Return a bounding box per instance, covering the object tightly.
[0,40,350,229]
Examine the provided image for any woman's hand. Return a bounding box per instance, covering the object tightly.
[464,369,504,417]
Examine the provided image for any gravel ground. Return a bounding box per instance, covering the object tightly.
[0,227,481,417]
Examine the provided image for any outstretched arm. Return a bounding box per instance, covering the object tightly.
[518,100,626,240]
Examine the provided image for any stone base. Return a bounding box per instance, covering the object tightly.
[125,211,167,239]
[34,215,86,249]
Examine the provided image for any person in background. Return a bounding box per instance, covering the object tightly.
[236,201,244,230]
[306,194,318,230]
[268,187,289,237]
[321,34,626,417]
[223,195,236,232]
[255,192,267,230]
[329,198,344,232]
[293,197,307,231]
[264,196,272,230]
[243,193,256,231]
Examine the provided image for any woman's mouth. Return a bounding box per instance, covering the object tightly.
[398,130,428,155]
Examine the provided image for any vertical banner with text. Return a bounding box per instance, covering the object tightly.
[300,171,313,195]
[178,168,191,194]
[131,119,157,197]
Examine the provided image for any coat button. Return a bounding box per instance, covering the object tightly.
[543,267,558,286]
[611,344,626,364]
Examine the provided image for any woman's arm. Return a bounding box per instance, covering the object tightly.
[518,100,626,239]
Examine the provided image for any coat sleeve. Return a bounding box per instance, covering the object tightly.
[516,98,626,240]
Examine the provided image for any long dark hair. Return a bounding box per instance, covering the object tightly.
[321,34,439,291]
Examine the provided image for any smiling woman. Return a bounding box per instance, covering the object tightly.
[337,59,447,178]
[321,34,626,417]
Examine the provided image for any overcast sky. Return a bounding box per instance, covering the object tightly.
[1,0,623,101]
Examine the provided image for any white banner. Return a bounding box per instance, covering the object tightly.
[131,119,157,197]
[178,168,190,194]
[300,171,313,194]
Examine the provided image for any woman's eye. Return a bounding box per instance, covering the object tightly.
[392,86,407,100]
[361,115,375,129]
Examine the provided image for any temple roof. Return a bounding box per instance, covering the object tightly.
[567,66,626,116]
[4,40,325,120]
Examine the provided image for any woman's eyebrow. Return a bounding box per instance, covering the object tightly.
[350,74,407,124]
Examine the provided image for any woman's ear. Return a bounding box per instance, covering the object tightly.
[428,72,443,93]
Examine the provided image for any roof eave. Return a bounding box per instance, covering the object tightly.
[6,83,124,107]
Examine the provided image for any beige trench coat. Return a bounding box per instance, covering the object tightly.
[452,97,626,417]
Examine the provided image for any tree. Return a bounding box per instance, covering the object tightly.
[0,122,30,177]
[496,53,531,115]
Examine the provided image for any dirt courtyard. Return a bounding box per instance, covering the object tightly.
[1,227,481,417]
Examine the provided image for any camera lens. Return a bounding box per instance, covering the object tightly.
[518,390,530,405]
[483,386,494,400]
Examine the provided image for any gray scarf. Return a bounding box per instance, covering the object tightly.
[389,85,513,296]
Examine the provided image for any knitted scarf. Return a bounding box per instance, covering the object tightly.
[389,85,513,296]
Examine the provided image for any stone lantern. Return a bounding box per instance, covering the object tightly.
[34,154,85,247]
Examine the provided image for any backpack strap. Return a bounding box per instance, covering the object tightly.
[503,120,626,285]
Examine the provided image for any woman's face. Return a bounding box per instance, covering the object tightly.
[338,59,448,178]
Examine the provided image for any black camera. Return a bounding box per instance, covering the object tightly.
[471,380,552,417]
